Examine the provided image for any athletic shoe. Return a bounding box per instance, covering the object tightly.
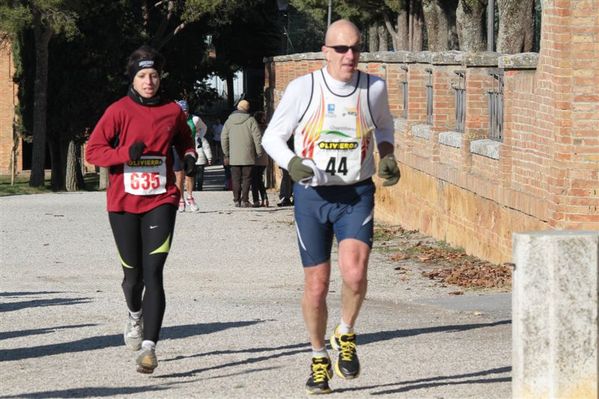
[277,198,293,207]
[186,196,199,212]
[136,347,158,374]
[124,315,143,351]
[305,356,333,395]
[178,199,185,213]
[330,326,360,379]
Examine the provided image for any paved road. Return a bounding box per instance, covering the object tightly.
[0,166,511,398]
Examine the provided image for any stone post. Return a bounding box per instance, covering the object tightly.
[512,231,598,399]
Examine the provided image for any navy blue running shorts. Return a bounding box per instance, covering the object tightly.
[172,146,183,172]
[293,178,375,267]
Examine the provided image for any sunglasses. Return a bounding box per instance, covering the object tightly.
[324,45,361,54]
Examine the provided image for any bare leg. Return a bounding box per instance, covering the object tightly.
[175,170,184,199]
[338,239,370,327]
[185,176,194,198]
[302,262,331,349]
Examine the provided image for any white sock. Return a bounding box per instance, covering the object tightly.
[142,340,155,351]
[312,347,329,359]
[338,319,353,335]
[129,310,142,320]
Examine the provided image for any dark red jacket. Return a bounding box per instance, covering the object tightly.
[86,96,195,213]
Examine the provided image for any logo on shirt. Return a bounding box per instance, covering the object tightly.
[343,106,358,117]
[318,142,358,150]
[127,158,163,167]
[327,104,336,116]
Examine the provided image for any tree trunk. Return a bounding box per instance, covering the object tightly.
[496,0,534,53]
[384,17,397,51]
[29,10,53,188]
[65,140,79,192]
[99,167,109,190]
[226,70,235,110]
[397,8,409,50]
[422,0,459,51]
[383,1,410,51]
[48,136,66,191]
[456,0,487,51]
[409,0,425,51]
[368,24,378,52]
[76,143,85,188]
[11,119,18,186]
[377,25,388,51]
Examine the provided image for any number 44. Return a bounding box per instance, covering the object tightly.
[325,157,348,176]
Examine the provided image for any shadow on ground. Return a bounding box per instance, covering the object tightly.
[0,320,264,362]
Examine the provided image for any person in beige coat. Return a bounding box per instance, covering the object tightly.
[221,100,263,207]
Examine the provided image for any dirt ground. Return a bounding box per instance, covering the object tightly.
[372,225,513,296]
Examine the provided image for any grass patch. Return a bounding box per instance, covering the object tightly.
[0,173,101,197]
[0,175,52,196]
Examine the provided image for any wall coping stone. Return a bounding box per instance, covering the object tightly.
[265,51,537,71]
[394,117,408,133]
[461,51,500,67]
[360,51,412,63]
[412,124,432,140]
[266,52,324,62]
[431,50,464,65]
[470,138,500,159]
[412,51,433,64]
[498,52,539,69]
[439,131,463,148]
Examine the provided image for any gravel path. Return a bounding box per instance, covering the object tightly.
[0,170,511,398]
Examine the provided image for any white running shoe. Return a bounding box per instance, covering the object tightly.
[124,315,143,351]
[136,347,158,374]
[186,196,199,212]
[178,199,185,213]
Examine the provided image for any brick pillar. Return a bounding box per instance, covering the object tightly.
[407,53,430,125]
[431,51,462,133]
[537,1,599,229]
[462,52,499,173]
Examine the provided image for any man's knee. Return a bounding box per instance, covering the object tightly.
[304,264,330,304]
[339,240,369,290]
[305,279,329,302]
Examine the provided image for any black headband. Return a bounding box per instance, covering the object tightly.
[128,58,161,80]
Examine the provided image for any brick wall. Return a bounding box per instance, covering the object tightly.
[264,1,599,263]
[0,39,20,175]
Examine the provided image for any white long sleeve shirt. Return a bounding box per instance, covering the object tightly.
[262,67,394,185]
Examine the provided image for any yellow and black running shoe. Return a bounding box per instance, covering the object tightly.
[330,326,360,379]
[305,356,333,394]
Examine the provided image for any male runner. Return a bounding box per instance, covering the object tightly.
[262,19,400,394]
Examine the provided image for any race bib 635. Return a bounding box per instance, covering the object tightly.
[123,156,167,195]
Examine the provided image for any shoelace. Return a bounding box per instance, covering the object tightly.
[311,362,330,383]
[339,336,357,361]
[130,319,142,336]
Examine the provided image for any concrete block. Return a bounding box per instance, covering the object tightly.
[512,231,599,399]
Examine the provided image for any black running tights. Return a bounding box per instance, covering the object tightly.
[108,204,176,343]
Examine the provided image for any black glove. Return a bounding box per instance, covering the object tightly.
[183,154,197,177]
[378,154,400,186]
[287,156,314,183]
[128,141,145,161]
